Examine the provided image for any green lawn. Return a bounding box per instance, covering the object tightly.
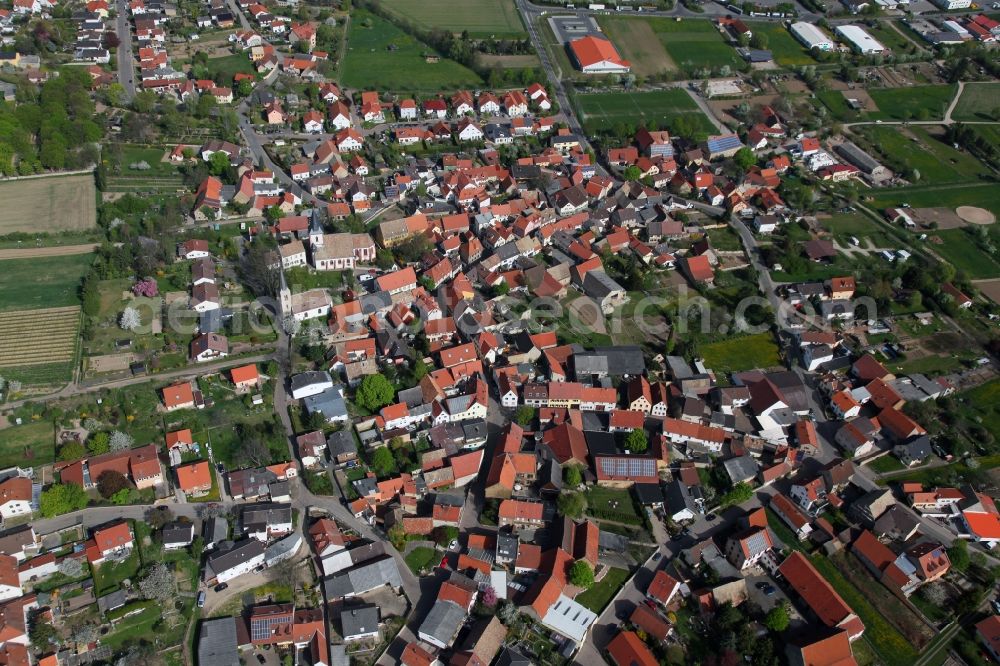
[706,226,742,251]
[816,90,860,123]
[575,567,629,613]
[285,266,344,293]
[0,253,93,311]
[867,84,957,122]
[809,554,918,666]
[868,454,905,474]
[957,380,1000,442]
[890,354,968,377]
[766,509,809,552]
[929,228,1000,279]
[865,22,912,52]
[0,421,55,470]
[342,10,483,92]
[951,82,1000,122]
[859,125,991,185]
[870,183,1000,217]
[381,0,525,36]
[700,332,781,373]
[747,22,816,66]
[204,54,255,82]
[404,546,437,574]
[584,486,643,525]
[115,145,184,178]
[575,89,717,139]
[93,549,141,596]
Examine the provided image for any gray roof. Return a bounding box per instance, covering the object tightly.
[462,419,488,442]
[496,534,518,560]
[575,346,645,377]
[340,605,380,638]
[419,599,466,646]
[205,539,265,577]
[433,492,466,507]
[582,270,625,299]
[242,503,292,530]
[303,386,349,421]
[97,589,127,615]
[290,371,334,393]
[664,479,703,515]
[835,141,883,173]
[197,617,241,666]
[359,290,393,314]
[497,647,533,666]
[323,556,402,599]
[723,456,758,483]
[326,429,357,457]
[161,522,194,545]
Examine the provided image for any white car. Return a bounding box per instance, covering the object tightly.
[358,274,374,282]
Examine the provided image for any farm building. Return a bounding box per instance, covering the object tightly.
[834,141,890,180]
[790,22,835,50]
[835,25,887,54]
[568,35,631,74]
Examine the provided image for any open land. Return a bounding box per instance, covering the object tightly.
[746,22,816,66]
[867,84,957,121]
[381,0,525,37]
[597,17,739,74]
[342,10,483,92]
[0,254,93,312]
[597,17,675,77]
[859,125,991,185]
[700,332,782,373]
[0,174,97,235]
[951,81,1000,122]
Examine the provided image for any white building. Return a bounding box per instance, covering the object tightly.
[790,22,835,51]
[835,25,887,54]
[206,539,266,583]
[931,0,971,9]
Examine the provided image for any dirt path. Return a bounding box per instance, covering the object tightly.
[0,244,98,259]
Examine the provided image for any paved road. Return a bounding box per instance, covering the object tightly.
[114,0,136,100]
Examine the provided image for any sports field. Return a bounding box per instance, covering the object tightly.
[597,17,739,74]
[867,84,956,121]
[381,0,525,37]
[575,89,717,138]
[598,17,675,77]
[951,81,1000,122]
[342,10,483,91]
[0,174,97,235]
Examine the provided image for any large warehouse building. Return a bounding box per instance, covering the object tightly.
[569,35,631,74]
[790,22,835,51]
[835,24,888,54]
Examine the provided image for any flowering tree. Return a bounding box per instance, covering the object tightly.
[139,563,175,602]
[132,278,159,297]
[119,307,141,331]
[481,585,497,607]
[108,431,134,452]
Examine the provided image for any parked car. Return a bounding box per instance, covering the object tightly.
[197,591,206,608]
[215,583,228,593]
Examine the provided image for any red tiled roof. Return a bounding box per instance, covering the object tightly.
[778,552,860,632]
[607,631,657,666]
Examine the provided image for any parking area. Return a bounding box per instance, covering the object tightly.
[548,14,602,44]
[744,572,806,631]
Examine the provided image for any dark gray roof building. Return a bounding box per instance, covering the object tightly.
[197,617,241,666]
[323,556,402,599]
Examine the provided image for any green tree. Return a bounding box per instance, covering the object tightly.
[557,491,587,519]
[625,428,648,453]
[765,602,790,632]
[356,374,395,411]
[563,465,582,487]
[733,146,756,171]
[720,482,754,507]
[947,539,969,572]
[88,431,110,455]
[39,483,89,517]
[623,165,642,181]
[371,447,396,478]
[109,488,131,505]
[388,523,406,550]
[433,525,459,547]
[208,150,230,177]
[96,470,130,499]
[514,406,536,426]
[568,560,594,588]
[58,441,86,462]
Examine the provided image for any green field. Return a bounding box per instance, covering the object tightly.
[204,53,255,82]
[650,18,740,72]
[747,22,816,66]
[701,332,781,373]
[868,84,957,122]
[115,145,184,177]
[928,227,1000,279]
[859,125,991,185]
[870,183,1000,217]
[381,0,525,37]
[0,254,93,311]
[575,567,629,612]
[958,380,1000,440]
[865,22,912,52]
[0,421,56,469]
[342,10,483,91]
[816,90,859,123]
[822,212,895,247]
[951,82,1000,122]
[575,89,717,138]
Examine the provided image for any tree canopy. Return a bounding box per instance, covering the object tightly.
[625,428,649,453]
[39,483,88,517]
[356,374,395,411]
[557,491,587,519]
[568,560,594,588]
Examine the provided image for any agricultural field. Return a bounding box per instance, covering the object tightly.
[204,53,256,81]
[0,306,80,385]
[0,254,93,312]
[103,144,186,194]
[381,0,525,37]
[746,22,816,66]
[0,174,97,235]
[867,84,957,121]
[700,332,781,373]
[575,89,717,138]
[859,125,992,185]
[342,10,483,92]
[928,227,1000,279]
[951,82,1000,122]
[864,22,913,53]
[0,421,56,470]
[597,17,739,74]
[597,17,675,77]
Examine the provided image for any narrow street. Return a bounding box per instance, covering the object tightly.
[114,0,136,100]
